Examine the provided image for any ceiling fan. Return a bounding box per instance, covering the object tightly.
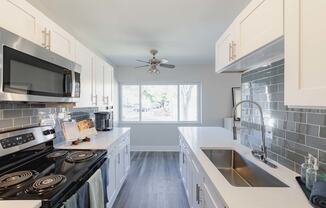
[135,49,175,74]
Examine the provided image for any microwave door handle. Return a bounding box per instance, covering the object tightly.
[64,72,72,96]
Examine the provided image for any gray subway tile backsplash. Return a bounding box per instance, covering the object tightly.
[0,103,98,144]
[307,113,326,126]
[0,119,13,129]
[13,117,31,126]
[3,109,22,118]
[319,126,326,139]
[306,136,326,151]
[319,150,326,164]
[241,59,326,172]
[277,155,295,170]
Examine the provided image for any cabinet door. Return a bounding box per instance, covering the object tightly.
[115,145,125,187]
[103,63,113,106]
[124,136,130,174]
[0,0,41,44]
[285,0,326,107]
[202,182,226,208]
[108,151,116,204]
[186,154,193,207]
[46,21,76,61]
[202,183,218,208]
[191,160,203,208]
[92,56,104,107]
[75,41,93,107]
[236,0,283,58]
[215,24,236,72]
[179,139,184,176]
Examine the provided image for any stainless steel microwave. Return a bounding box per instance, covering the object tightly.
[0,27,81,103]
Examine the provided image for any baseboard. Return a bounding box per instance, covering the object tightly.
[131,146,179,152]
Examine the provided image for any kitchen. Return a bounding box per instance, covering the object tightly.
[0,0,325,208]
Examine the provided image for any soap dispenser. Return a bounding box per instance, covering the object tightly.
[306,157,319,190]
[301,154,313,183]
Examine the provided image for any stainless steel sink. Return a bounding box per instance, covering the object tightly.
[202,149,288,187]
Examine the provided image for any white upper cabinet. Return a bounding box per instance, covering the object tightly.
[236,0,284,57]
[215,0,284,73]
[93,56,105,107]
[38,18,76,61]
[0,0,41,44]
[0,0,116,108]
[103,63,114,106]
[75,47,115,108]
[284,0,326,107]
[0,0,76,61]
[75,41,93,107]
[215,24,237,72]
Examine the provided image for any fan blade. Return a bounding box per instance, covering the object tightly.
[135,65,149,69]
[136,60,150,64]
[160,58,168,64]
[159,63,175,69]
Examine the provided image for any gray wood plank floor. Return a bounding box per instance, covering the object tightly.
[112,152,189,208]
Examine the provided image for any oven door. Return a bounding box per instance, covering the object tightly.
[0,27,80,103]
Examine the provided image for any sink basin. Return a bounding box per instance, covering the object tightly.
[202,149,288,187]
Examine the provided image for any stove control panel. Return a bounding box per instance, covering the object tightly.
[0,133,35,149]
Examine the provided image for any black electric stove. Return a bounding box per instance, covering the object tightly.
[0,126,107,208]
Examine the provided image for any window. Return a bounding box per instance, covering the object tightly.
[120,84,200,122]
[121,85,140,121]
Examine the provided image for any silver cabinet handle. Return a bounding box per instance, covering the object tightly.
[228,43,232,62]
[92,95,97,105]
[41,28,47,48]
[46,30,51,50]
[125,145,128,154]
[196,184,201,204]
[231,41,236,60]
[118,153,120,164]
[104,96,109,105]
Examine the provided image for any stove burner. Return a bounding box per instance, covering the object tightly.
[31,175,66,192]
[47,150,68,159]
[0,171,33,189]
[66,151,96,163]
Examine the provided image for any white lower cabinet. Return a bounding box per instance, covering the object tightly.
[115,143,125,187]
[107,151,116,204]
[105,133,130,208]
[179,136,227,208]
[191,160,202,208]
[202,182,220,208]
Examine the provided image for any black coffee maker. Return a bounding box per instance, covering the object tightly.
[94,111,113,131]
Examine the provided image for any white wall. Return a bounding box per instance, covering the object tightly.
[116,65,240,151]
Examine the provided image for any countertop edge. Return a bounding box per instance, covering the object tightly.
[178,126,312,208]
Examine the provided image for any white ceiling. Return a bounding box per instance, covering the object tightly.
[27,0,250,66]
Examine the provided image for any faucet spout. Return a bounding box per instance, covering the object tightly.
[232,100,276,168]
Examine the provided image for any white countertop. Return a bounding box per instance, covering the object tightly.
[55,127,130,150]
[0,201,42,208]
[178,127,312,208]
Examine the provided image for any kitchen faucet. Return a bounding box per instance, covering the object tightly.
[232,100,277,168]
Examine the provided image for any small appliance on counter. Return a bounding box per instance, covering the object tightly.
[62,119,97,145]
[0,126,107,208]
[94,111,113,131]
